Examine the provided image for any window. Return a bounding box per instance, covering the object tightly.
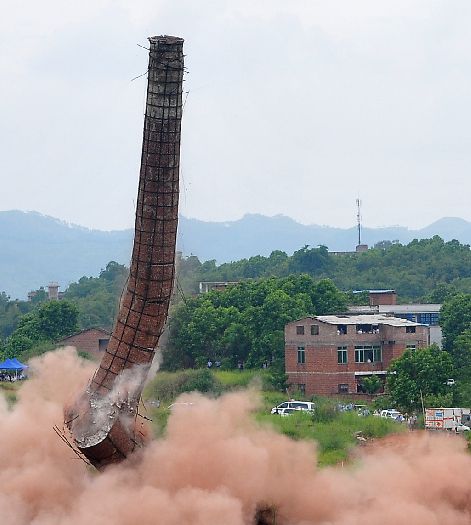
[296,325,305,335]
[310,324,319,335]
[98,338,109,351]
[355,345,382,363]
[356,324,380,334]
[337,346,348,364]
[406,326,416,334]
[337,324,347,335]
[416,313,440,326]
[297,384,306,396]
[338,384,349,394]
[297,346,305,364]
[406,344,416,351]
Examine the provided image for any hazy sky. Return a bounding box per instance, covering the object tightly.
[1,1,471,231]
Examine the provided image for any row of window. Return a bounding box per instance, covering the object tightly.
[296,325,319,335]
[296,324,416,335]
[398,313,439,326]
[291,382,385,394]
[296,345,391,364]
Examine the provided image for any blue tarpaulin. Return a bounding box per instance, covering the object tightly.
[10,358,28,369]
[0,358,26,370]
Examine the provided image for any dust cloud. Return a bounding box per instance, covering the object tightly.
[2,348,471,524]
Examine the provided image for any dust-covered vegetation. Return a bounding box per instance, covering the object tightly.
[142,368,404,466]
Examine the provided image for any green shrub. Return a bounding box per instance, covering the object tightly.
[77,351,93,361]
[318,449,348,467]
[358,415,399,438]
[183,368,221,394]
[214,369,265,389]
[0,383,20,407]
[311,398,337,423]
[256,404,406,467]
[372,394,393,411]
[361,375,382,394]
[264,360,289,391]
[144,369,223,402]
[18,340,56,362]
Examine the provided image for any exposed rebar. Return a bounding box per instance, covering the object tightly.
[66,35,184,469]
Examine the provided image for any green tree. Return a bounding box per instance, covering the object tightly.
[182,236,471,303]
[288,245,332,275]
[451,328,471,370]
[30,287,48,304]
[4,300,79,359]
[163,275,347,370]
[440,293,471,353]
[451,330,471,407]
[361,375,382,395]
[64,261,127,329]
[422,282,457,303]
[386,345,454,413]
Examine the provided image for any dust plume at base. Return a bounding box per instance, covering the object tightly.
[2,348,471,524]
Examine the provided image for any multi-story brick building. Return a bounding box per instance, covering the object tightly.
[285,314,429,397]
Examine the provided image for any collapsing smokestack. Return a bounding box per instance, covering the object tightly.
[66,35,184,469]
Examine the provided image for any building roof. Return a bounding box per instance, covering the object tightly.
[348,304,441,314]
[58,327,111,342]
[352,289,396,294]
[314,314,423,327]
[378,304,441,314]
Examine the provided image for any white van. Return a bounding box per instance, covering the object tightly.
[271,401,315,415]
[380,409,404,421]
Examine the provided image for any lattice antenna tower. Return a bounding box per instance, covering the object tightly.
[356,198,362,246]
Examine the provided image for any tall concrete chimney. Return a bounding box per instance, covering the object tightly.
[66,35,184,469]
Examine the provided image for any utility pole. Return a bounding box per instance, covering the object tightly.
[356,198,362,246]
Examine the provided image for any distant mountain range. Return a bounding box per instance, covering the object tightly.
[2,210,471,299]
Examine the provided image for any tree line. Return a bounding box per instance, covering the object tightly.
[178,236,471,301]
[0,262,126,360]
[2,236,471,384]
[163,275,347,370]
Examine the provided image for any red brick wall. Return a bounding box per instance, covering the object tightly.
[285,318,429,396]
[369,292,397,306]
[58,329,110,360]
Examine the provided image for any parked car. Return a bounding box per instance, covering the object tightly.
[452,423,470,433]
[277,407,297,417]
[271,401,315,414]
[380,409,404,421]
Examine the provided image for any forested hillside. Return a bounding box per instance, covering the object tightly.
[3,236,471,366]
[4,209,471,299]
[178,236,471,301]
[0,262,127,341]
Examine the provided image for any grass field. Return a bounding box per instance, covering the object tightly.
[142,368,405,466]
[0,382,21,406]
[256,410,404,466]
